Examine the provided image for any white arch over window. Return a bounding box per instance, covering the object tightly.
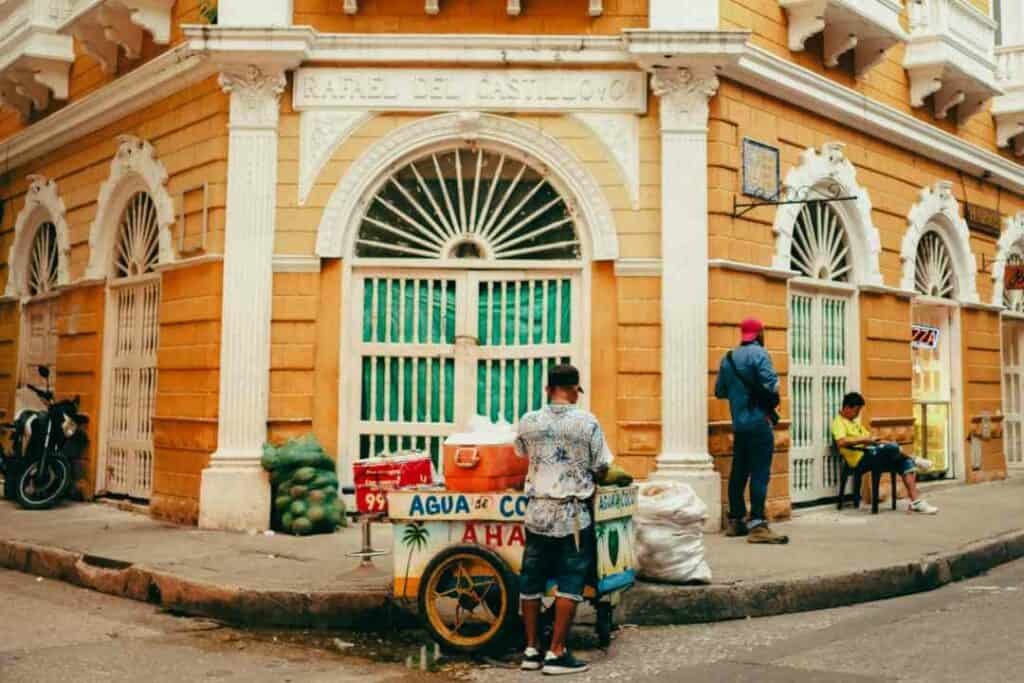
[993,212,1024,309]
[315,112,619,262]
[4,175,71,300]
[85,135,176,280]
[772,142,883,287]
[899,181,979,303]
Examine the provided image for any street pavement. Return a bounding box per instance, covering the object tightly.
[4,556,1024,681]
[467,556,1024,682]
[0,569,418,683]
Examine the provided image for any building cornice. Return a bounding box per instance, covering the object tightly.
[708,259,798,280]
[724,44,1024,195]
[0,28,1021,200]
[0,45,215,172]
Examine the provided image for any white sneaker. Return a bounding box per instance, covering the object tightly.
[910,499,938,514]
[913,457,934,471]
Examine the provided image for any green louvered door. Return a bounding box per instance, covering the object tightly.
[471,272,580,426]
[789,289,854,504]
[350,270,582,474]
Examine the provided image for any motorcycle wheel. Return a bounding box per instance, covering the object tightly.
[16,458,70,510]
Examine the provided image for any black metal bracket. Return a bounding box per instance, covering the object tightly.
[732,182,858,220]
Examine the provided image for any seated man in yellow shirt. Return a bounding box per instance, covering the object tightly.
[831,392,938,515]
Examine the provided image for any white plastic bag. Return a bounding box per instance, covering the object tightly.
[634,482,712,583]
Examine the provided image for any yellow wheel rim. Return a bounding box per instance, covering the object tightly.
[424,552,508,649]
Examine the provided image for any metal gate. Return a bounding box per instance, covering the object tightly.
[789,290,855,503]
[349,269,581,471]
[1004,321,1024,467]
[103,277,160,498]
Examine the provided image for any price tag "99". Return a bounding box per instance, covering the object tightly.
[359,489,388,513]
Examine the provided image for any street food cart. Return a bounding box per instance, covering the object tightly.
[387,485,638,653]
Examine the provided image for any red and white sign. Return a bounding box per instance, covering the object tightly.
[353,453,434,514]
[1006,263,1024,291]
[911,324,941,350]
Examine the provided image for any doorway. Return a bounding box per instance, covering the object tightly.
[788,286,858,504]
[345,269,584,472]
[911,303,960,479]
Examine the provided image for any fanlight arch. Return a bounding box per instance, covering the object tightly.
[315,112,619,263]
[4,175,70,299]
[900,181,978,303]
[355,144,581,262]
[773,143,882,286]
[86,135,175,280]
[993,212,1024,310]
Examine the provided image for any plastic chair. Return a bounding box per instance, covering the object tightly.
[834,440,898,514]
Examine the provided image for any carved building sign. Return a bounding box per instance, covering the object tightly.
[293,68,648,113]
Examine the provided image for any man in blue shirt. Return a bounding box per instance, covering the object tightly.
[715,318,789,544]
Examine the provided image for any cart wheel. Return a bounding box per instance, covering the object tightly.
[417,544,519,654]
[596,602,614,650]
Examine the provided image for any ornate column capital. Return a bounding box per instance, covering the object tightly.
[219,65,287,129]
[651,67,719,134]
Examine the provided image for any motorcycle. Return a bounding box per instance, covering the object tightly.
[0,366,90,510]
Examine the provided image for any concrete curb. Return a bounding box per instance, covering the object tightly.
[0,539,397,629]
[618,529,1024,625]
[3,530,1024,630]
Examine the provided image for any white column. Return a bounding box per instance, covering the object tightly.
[650,67,722,533]
[218,0,294,27]
[199,65,287,532]
[650,0,717,30]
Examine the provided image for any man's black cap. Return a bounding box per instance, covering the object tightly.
[547,363,584,393]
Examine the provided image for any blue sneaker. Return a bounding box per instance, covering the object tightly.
[542,651,589,676]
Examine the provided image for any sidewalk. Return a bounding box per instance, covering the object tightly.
[2,476,1024,629]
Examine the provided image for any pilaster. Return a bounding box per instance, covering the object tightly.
[649,66,722,532]
[218,0,294,27]
[649,0,717,30]
[198,65,287,532]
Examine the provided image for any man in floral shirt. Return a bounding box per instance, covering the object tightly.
[514,364,612,676]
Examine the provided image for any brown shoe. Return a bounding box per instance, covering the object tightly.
[747,525,789,544]
[725,519,748,537]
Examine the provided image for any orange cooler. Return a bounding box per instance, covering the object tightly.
[443,437,528,493]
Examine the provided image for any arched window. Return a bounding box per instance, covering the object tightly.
[113,192,161,278]
[355,146,581,262]
[26,222,59,297]
[913,231,956,299]
[789,201,851,282]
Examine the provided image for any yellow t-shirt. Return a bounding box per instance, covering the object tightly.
[830,415,870,468]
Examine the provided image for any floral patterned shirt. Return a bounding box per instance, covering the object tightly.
[514,403,613,537]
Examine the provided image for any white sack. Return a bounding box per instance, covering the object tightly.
[634,482,712,584]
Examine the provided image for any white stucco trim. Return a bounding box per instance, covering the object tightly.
[899,180,980,304]
[85,135,176,280]
[708,259,799,280]
[315,112,619,262]
[298,110,374,206]
[992,211,1024,307]
[571,113,641,210]
[772,142,883,288]
[272,254,322,273]
[615,258,661,277]
[0,46,215,174]
[724,43,1024,195]
[4,176,71,300]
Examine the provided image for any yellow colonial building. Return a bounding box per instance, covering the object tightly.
[0,0,1022,531]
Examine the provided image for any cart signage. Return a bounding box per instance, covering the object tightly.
[389,490,529,522]
[911,324,940,350]
[594,486,639,522]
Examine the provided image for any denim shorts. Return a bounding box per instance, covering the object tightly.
[519,527,595,603]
